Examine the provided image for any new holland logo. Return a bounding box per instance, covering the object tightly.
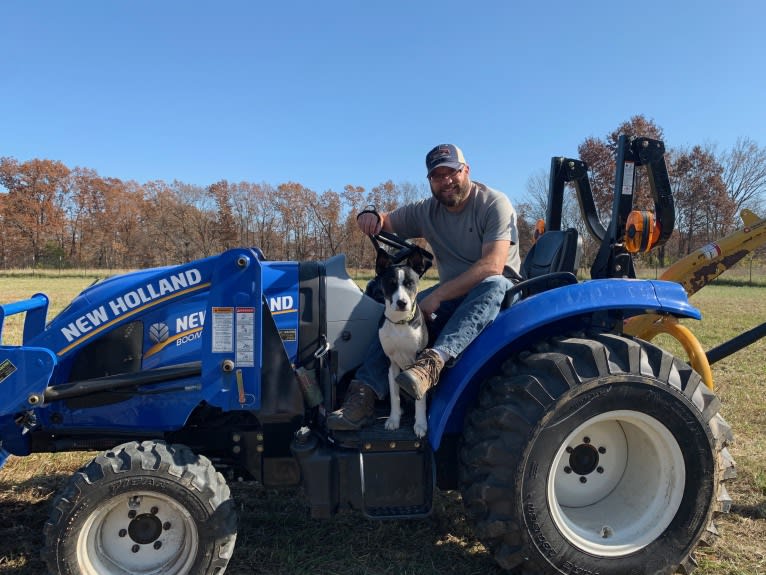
[149,322,170,343]
[60,268,204,344]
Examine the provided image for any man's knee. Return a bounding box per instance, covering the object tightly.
[478,274,512,294]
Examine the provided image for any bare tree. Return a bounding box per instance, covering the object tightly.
[524,169,549,223]
[229,182,280,257]
[272,182,317,261]
[342,184,370,269]
[720,136,766,213]
[397,181,427,205]
[670,145,734,256]
[309,189,347,258]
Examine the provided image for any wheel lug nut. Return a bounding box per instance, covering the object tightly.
[163,522,172,530]
[118,529,127,537]
[132,544,140,553]
[154,541,162,550]
[564,466,572,474]
[151,506,159,515]
[128,510,137,519]
[580,476,587,483]
[566,446,573,453]
[597,466,604,474]
[598,446,606,454]
[583,436,591,444]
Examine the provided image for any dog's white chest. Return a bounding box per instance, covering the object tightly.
[379,320,427,370]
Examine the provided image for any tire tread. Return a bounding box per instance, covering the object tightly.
[42,439,237,575]
[459,332,734,575]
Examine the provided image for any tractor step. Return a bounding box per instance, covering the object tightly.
[360,445,434,519]
[329,414,434,519]
[331,413,426,450]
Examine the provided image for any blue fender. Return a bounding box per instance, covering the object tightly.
[427,279,701,450]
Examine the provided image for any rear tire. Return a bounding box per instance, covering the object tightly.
[460,332,734,575]
[42,440,237,575]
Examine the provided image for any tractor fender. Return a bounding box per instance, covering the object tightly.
[427,279,701,450]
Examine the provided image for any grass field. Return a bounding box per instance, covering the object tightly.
[0,270,764,574]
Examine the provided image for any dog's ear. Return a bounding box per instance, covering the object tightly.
[407,250,427,276]
[364,277,385,303]
[374,249,393,277]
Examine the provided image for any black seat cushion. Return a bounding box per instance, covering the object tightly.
[502,229,581,307]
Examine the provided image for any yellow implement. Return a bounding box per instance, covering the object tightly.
[625,209,766,389]
[656,208,766,296]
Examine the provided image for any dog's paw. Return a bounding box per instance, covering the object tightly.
[413,421,427,438]
[385,416,401,431]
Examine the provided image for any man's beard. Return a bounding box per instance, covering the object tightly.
[431,179,471,208]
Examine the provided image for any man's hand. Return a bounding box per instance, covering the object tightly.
[357,207,383,236]
[418,291,442,320]
[357,212,382,236]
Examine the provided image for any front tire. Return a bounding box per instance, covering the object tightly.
[460,332,734,575]
[42,440,237,575]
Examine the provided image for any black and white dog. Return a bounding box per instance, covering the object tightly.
[373,249,430,438]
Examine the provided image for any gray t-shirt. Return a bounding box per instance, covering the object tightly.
[388,181,521,283]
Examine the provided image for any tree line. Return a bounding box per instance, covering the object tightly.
[2,115,765,273]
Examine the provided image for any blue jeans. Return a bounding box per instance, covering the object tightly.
[355,275,512,398]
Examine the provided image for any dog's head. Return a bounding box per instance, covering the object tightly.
[374,248,428,277]
[373,249,423,321]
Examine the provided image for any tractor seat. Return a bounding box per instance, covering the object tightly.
[502,228,582,307]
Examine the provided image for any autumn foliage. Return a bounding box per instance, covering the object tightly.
[0,157,430,270]
[2,115,765,272]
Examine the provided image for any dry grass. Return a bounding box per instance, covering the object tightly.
[0,271,764,574]
[685,286,766,574]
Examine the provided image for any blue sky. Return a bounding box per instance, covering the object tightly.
[3,1,765,205]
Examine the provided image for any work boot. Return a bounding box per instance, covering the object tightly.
[396,348,445,401]
[326,380,376,430]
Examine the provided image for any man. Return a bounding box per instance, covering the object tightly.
[327,143,521,431]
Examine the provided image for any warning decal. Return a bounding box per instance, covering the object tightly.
[211,307,234,353]
[0,359,16,384]
[236,307,255,367]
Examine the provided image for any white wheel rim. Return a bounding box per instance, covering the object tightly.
[76,490,199,575]
[547,410,685,556]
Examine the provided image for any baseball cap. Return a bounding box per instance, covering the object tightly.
[425,144,466,175]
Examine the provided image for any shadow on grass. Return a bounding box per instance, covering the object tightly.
[0,473,75,574]
[2,466,763,574]
[0,473,504,575]
[732,501,766,520]
[227,485,505,575]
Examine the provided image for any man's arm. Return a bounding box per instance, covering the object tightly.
[418,239,510,318]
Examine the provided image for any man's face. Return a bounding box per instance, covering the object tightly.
[428,164,471,208]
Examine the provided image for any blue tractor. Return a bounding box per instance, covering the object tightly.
[0,137,735,574]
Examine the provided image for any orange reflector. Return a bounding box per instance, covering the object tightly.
[625,210,660,252]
